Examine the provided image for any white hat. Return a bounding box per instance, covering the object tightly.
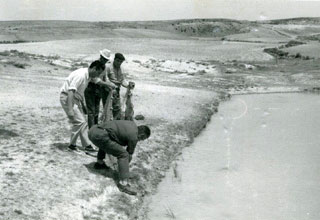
[100,49,111,59]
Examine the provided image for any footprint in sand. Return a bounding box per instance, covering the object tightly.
[261,109,270,128]
[223,126,229,134]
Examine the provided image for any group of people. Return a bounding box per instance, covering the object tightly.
[59,49,151,195]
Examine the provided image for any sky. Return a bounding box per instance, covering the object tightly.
[0,0,320,21]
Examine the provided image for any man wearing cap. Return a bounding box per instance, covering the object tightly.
[88,120,151,195]
[60,60,114,151]
[84,49,116,128]
[106,53,133,120]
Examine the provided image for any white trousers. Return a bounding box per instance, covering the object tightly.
[60,93,91,147]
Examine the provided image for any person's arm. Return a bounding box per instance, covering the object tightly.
[126,140,137,162]
[97,70,117,89]
[106,66,125,88]
[121,80,129,88]
[108,76,122,87]
[67,90,75,118]
[89,75,116,90]
[120,67,129,88]
[67,73,85,116]
[96,80,117,89]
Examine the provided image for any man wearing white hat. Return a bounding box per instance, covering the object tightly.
[99,49,111,64]
[84,49,116,128]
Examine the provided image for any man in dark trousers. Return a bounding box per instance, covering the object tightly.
[88,120,151,195]
[85,49,116,128]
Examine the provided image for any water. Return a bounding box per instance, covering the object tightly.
[147,93,320,220]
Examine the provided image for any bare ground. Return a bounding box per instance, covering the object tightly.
[0,52,225,220]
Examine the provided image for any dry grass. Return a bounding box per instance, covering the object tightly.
[0,40,30,44]
[5,61,30,68]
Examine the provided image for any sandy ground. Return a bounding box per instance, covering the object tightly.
[0,52,223,220]
[0,20,320,220]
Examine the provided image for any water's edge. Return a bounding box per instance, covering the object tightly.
[145,91,320,220]
[135,89,318,219]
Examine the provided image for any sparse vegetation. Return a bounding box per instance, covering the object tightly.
[295,53,302,58]
[0,40,30,44]
[264,48,289,58]
[263,17,320,25]
[283,40,305,48]
[298,34,320,42]
[0,50,10,56]
[3,60,30,68]
[172,20,250,37]
[0,129,19,138]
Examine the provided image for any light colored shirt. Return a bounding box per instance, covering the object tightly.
[106,62,128,87]
[60,68,100,101]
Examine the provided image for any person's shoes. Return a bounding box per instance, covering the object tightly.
[84,145,96,152]
[94,162,110,170]
[68,144,77,150]
[117,183,137,195]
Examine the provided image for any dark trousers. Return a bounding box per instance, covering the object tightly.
[100,86,109,107]
[85,83,101,128]
[88,125,130,180]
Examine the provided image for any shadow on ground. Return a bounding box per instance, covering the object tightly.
[52,142,69,151]
[84,162,118,181]
[0,128,19,139]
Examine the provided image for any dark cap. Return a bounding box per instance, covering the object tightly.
[114,53,125,61]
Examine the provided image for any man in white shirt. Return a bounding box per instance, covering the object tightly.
[60,60,115,151]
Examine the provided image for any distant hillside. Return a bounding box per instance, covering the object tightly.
[260,17,320,25]
[0,18,319,43]
[97,19,252,37]
[0,19,253,42]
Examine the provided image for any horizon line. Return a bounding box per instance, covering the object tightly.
[1,16,320,23]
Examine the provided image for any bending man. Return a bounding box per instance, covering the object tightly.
[88,120,151,195]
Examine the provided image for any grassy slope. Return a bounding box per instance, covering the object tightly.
[224,26,291,43]
[1,18,319,42]
[282,42,320,58]
[0,19,252,42]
